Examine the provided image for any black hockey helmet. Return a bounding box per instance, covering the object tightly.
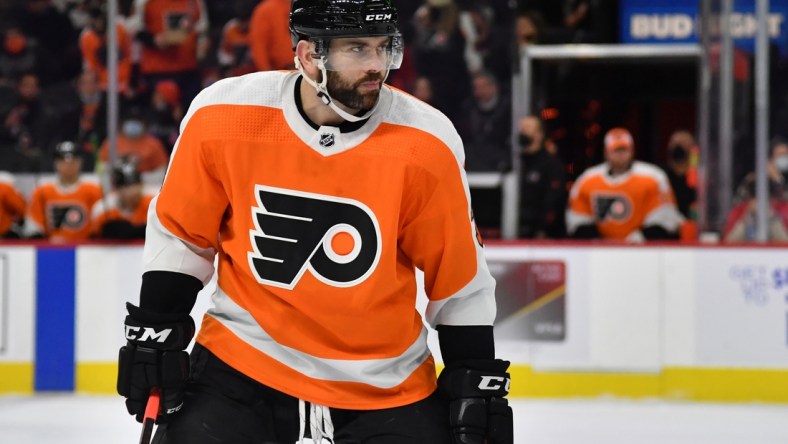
[289,0,400,50]
[111,157,142,188]
[54,140,79,161]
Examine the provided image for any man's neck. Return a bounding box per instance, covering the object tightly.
[299,74,356,127]
[608,163,632,176]
[59,177,78,187]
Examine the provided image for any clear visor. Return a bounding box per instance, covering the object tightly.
[313,34,404,72]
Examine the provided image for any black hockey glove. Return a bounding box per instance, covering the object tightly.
[438,359,513,444]
[117,302,194,423]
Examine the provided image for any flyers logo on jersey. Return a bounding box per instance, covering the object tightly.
[49,204,87,230]
[592,192,633,222]
[248,185,382,289]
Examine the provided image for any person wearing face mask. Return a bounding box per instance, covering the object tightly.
[663,130,698,219]
[517,114,566,238]
[98,108,168,180]
[734,138,788,204]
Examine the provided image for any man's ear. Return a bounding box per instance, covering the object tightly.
[295,40,320,79]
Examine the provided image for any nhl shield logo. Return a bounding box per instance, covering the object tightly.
[319,133,335,148]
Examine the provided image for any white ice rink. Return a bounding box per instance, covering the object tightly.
[1,394,788,444]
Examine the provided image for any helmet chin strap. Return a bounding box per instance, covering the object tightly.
[294,55,378,123]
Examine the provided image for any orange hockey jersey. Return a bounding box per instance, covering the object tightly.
[0,172,26,236]
[567,161,684,240]
[92,193,153,236]
[79,23,132,91]
[144,71,496,410]
[27,179,103,241]
[127,0,208,74]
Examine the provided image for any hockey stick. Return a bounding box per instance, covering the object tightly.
[139,388,160,444]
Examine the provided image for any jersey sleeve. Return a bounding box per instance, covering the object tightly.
[566,172,595,234]
[25,187,47,236]
[397,127,496,329]
[641,166,684,231]
[0,180,26,218]
[142,93,228,285]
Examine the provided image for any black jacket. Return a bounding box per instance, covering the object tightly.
[519,146,567,238]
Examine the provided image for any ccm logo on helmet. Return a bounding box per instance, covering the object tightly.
[125,326,172,343]
[248,185,382,290]
[366,13,392,21]
[478,375,511,392]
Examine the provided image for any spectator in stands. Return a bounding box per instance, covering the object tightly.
[518,115,566,238]
[411,0,469,123]
[457,70,511,236]
[0,72,54,172]
[567,127,684,241]
[25,140,103,241]
[249,0,294,71]
[515,10,545,50]
[217,0,257,78]
[126,0,209,108]
[146,79,183,151]
[562,0,591,42]
[0,26,50,87]
[460,70,511,172]
[13,0,81,84]
[734,138,788,204]
[461,3,512,89]
[98,108,169,177]
[91,156,152,240]
[0,171,26,238]
[663,129,698,219]
[58,69,108,171]
[79,5,133,94]
[411,76,436,107]
[723,180,788,242]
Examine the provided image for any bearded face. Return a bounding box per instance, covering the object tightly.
[325,70,385,112]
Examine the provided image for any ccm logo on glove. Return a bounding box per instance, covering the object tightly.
[478,375,511,391]
[125,326,172,343]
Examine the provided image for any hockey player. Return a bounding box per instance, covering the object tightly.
[25,141,102,241]
[91,157,152,240]
[117,0,513,443]
[567,127,684,241]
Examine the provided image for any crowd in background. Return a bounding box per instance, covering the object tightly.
[0,0,787,243]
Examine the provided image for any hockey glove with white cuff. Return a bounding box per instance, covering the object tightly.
[117,302,194,423]
[438,358,514,444]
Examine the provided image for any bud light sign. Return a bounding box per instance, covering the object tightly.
[620,0,788,56]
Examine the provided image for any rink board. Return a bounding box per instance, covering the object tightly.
[1,243,787,402]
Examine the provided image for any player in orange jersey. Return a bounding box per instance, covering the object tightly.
[91,157,153,240]
[567,127,684,241]
[25,141,103,241]
[116,1,512,443]
[0,172,26,238]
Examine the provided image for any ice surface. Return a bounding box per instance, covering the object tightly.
[1,394,787,443]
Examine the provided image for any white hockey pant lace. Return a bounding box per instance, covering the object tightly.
[298,399,335,444]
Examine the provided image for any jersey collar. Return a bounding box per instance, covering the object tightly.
[282,73,392,157]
